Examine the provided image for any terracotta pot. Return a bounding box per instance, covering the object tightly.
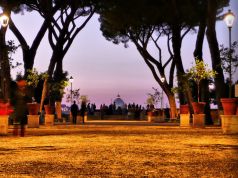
[192,102,206,114]
[27,103,40,115]
[237,105,238,116]
[0,100,14,115]
[147,111,153,117]
[221,98,237,115]
[17,80,27,88]
[180,104,189,114]
[44,105,55,114]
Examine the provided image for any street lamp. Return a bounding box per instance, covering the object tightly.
[160,77,165,110]
[208,83,215,92]
[224,9,235,98]
[69,76,74,105]
[0,14,9,27]
[209,83,216,108]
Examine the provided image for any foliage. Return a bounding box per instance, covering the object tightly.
[146,95,155,106]
[15,71,24,81]
[186,58,216,102]
[97,0,229,47]
[6,40,22,69]
[23,0,95,77]
[146,87,161,107]
[49,71,69,102]
[186,59,216,86]
[66,88,80,104]
[219,41,238,82]
[26,68,48,88]
[80,95,90,103]
[171,74,192,104]
[49,80,68,101]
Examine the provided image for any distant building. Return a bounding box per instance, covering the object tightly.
[113,94,126,109]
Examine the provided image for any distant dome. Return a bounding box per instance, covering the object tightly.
[113,94,126,109]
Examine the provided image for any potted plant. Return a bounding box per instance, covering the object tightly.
[146,95,155,114]
[26,68,46,115]
[186,59,216,128]
[0,99,14,135]
[219,41,238,115]
[43,73,69,123]
[171,86,191,127]
[146,88,163,122]
[171,87,189,114]
[186,58,216,114]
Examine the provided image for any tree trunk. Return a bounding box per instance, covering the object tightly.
[54,59,63,77]
[47,53,58,77]
[9,19,48,76]
[206,0,225,109]
[193,21,213,124]
[171,25,193,113]
[130,36,178,119]
[40,50,64,112]
[194,21,206,59]
[0,16,11,100]
[167,92,177,119]
[193,21,210,102]
[40,78,48,113]
[23,51,35,76]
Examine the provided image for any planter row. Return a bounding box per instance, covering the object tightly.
[180,98,238,115]
[179,98,238,134]
[0,114,55,135]
[27,103,56,115]
[180,113,238,134]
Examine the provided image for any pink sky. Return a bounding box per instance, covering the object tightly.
[6,1,238,108]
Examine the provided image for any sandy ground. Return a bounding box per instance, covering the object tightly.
[0,122,238,177]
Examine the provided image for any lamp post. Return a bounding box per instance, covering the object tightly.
[0,13,9,100]
[69,76,74,105]
[208,83,215,92]
[209,83,215,104]
[160,77,165,110]
[0,14,9,27]
[224,9,235,98]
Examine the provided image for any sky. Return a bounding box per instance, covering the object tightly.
[5,1,238,108]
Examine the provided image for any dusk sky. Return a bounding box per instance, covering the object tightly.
[6,1,238,108]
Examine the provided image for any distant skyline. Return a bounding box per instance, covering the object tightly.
[6,1,238,107]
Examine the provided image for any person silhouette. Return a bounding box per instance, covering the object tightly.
[14,79,29,137]
[70,100,78,124]
[80,101,87,124]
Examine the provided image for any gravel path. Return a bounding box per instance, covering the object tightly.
[0,123,237,177]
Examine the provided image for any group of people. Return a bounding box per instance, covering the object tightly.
[70,101,87,124]
[86,103,96,115]
[99,102,145,119]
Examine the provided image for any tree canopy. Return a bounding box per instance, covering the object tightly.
[96,0,229,113]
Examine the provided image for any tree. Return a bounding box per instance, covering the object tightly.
[25,0,95,111]
[186,59,216,102]
[220,41,238,97]
[146,87,162,109]
[0,0,49,101]
[0,20,10,100]
[191,0,228,123]
[26,0,95,77]
[9,13,49,76]
[206,0,229,109]
[97,0,179,118]
[0,0,20,100]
